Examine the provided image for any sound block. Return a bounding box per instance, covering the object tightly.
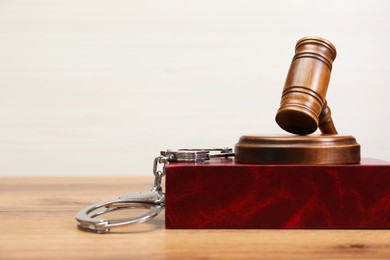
[165,158,390,229]
[234,134,360,164]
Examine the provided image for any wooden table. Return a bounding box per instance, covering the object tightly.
[1,177,390,259]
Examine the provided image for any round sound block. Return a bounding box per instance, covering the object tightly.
[234,134,360,164]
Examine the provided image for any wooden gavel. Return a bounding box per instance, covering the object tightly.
[235,36,360,164]
[276,37,338,135]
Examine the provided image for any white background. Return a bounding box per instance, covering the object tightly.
[0,0,389,176]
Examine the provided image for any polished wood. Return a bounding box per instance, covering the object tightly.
[319,101,338,134]
[238,36,360,164]
[235,134,360,164]
[276,37,338,135]
[2,176,390,259]
[166,158,390,229]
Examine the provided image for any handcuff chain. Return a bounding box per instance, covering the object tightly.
[151,156,168,201]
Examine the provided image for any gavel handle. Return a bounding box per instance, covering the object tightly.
[319,102,338,134]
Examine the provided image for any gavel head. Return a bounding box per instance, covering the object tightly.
[275,37,337,135]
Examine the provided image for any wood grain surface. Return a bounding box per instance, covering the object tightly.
[1,176,390,259]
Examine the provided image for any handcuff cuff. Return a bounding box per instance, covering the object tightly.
[76,148,234,233]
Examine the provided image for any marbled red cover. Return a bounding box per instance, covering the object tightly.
[165,158,390,229]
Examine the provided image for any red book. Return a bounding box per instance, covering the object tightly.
[165,158,390,229]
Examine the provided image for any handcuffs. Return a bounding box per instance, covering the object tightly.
[76,148,234,233]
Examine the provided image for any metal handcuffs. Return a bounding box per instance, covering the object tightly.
[76,148,234,233]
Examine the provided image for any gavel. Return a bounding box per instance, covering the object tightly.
[275,37,338,135]
[235,36,360,164]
